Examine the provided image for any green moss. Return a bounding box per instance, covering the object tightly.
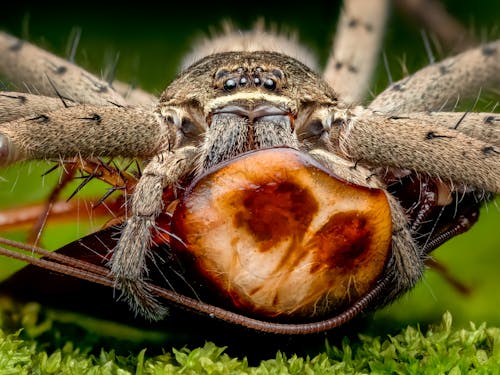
[1,299,499,374]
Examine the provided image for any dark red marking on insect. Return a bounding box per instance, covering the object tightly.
[233,181,318,252]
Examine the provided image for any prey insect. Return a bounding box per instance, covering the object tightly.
[0,0,499,335]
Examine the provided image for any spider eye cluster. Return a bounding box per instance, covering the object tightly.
[215,66,284,92]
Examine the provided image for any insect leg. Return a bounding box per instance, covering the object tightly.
[394,0,476,52]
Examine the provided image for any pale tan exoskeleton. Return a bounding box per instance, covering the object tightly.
[0,0,498,334]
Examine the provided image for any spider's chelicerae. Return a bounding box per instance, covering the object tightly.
[0,0,498,335]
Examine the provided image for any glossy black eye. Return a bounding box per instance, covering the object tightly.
[263,78,276,90]
[254,77,261,85]
[239,77,248,86]
[224,79,237,91]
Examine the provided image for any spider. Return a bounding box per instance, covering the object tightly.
[0,0,498,335]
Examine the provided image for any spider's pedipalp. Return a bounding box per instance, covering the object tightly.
[339,110,500,193]
[0,92,73,123]
[324,0,389,104]
[369,40,500,113]
[0,105,162,166]
[0,31,126,106]
[110,146,197,320]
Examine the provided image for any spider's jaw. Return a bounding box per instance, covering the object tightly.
[199,98,298,170]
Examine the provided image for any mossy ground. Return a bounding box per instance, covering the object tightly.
[1,301,499,374]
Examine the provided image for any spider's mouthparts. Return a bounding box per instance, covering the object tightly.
[211,103,293,127]
[213,103,288,120]
[202,102,297,169]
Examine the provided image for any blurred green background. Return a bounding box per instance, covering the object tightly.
[0,0,498,347]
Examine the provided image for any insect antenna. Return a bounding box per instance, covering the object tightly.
[0,234,393,334]
[0,237,110,278]
[425,258,472,295]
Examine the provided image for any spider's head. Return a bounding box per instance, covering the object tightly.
[157,51,341,171]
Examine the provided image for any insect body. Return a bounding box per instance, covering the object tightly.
[0,0,499,334]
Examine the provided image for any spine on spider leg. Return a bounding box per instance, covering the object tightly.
[339,112,500,193]
[0,92,73,123]
[369,40,500,113]
[410,112,499,147]
[0,32,126,106]
[324,0,390,104]
[0,105,163,166]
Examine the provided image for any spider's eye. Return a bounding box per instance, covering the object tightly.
[223,79,237,91]
[181,119,197,137]
[239,77,248,86]
[161,111,181,127]
[307,120,325,136]
[263,78,276,91]
[272,69,284,79]
[254,77,261,85]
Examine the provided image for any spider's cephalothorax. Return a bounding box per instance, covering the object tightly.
[157,51,338,169]
[0,0,498,334]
